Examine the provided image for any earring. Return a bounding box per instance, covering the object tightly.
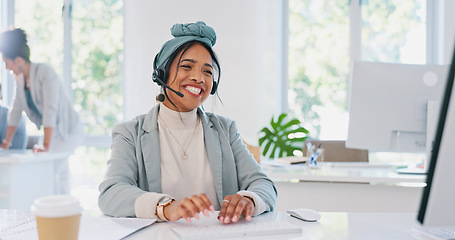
[156,94,165,102]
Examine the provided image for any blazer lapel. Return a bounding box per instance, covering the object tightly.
[199,109,224,204]
[141,106,162,193]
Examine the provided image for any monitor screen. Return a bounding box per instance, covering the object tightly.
[417,43,455,227]
[346,61,449,154]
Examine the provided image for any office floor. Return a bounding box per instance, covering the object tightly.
[68,146,110,211]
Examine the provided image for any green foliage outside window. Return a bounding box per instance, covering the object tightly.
[288,0,424,139]
[72,0,123,135]
[288,0,350,138]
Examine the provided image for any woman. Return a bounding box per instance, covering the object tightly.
[0,28,84,193]
[98,21,277,224]
[0,28,83,152]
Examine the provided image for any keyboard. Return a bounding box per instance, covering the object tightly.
[171,221,302,239]
[413,227,455,240]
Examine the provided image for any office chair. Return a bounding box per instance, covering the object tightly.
[302,140,368,162]
[242,139,261,164]
[26,135,40,149]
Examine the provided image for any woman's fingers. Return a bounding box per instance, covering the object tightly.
[218,194,255,224]
[166,193,254,223]
[218,195,232,223]
[242,199,254,221]
[196,193,215,216]
[165,194,214,222]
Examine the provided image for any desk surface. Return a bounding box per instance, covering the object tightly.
[0,150,71,164]
[126,211,422,240]
[261,161,426,185]
[0,210,424,240]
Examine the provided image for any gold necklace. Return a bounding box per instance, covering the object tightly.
[158,116,199,160]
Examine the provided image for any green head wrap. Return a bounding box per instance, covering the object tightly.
[154,21,217,69]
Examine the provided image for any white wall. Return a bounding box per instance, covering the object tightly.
[442,0,455,63]
[124,0,284,144]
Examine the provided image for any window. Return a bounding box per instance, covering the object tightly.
[288,0,430,141]
[15,0,64,77]
[2,0,123,140]
[288,0,350,140]
[13,0,64,136]
[71,0,123,136]
[361,0,426,63]
[1,0,122,208]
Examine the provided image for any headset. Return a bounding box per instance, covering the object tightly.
[151,53,218,97]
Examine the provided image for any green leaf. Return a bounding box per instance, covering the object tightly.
[258,113,310,159]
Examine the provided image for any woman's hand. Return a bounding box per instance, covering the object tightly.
[163,193,215,222]
[218,194,254,224]
[1,139,11,149]
[33,144,49,153]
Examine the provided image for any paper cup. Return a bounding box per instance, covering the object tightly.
[31,195,82,240]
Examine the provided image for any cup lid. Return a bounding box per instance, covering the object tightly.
[31,195,82,218]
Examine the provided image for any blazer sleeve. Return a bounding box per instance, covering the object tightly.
[8,80,25,127]
[98,122,148,217]
[37,65,60,128]
[228,120,277,212]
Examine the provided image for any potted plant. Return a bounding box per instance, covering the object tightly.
[258,113,309,159]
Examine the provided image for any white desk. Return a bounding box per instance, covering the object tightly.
[0,150,71,209]
[126,211,422,240]
[261,162,426,212]
[0,209,425,240]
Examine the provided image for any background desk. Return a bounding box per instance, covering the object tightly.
[126,211,421,240]
[0,151,71,209]
[261,162,426,212]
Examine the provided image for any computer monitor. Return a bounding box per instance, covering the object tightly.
[346,61,449,158]
[417,43,455,227]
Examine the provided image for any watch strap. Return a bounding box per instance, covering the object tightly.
[157,198,174,221]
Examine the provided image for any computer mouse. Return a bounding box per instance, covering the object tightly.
[287,208,321,222]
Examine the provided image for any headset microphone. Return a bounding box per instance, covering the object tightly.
[152,68,184,98]
[161,81,184,98]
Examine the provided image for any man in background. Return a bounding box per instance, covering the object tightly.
[0,84,27,149]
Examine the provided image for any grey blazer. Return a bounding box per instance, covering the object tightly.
[99,105,277,217]
[9,63,80,140]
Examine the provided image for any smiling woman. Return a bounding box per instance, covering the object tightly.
[98,21,277,225]
[163,43,215,112]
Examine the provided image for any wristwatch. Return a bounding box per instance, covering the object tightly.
[156,196,175,221]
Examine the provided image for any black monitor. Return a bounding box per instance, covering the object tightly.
[417,41,455,227]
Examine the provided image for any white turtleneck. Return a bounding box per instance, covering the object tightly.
[157,103,220,211]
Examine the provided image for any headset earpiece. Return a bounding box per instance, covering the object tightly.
[152,68,166,86]
[210,80,218,95]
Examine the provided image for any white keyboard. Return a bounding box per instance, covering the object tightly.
[171,221,302,239]
[413,227,455,240]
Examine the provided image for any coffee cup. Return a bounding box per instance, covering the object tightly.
[31,195,82,240]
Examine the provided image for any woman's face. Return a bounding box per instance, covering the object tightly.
[164,43,214,112]
[2,57,21,75]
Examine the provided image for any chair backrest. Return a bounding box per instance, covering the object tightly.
[302,140,368,162]
[242,140,261,164]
